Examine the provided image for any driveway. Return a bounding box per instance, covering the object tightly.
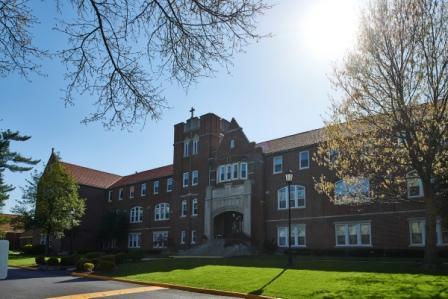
[1,267,235,299]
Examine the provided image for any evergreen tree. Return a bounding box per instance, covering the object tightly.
[0,129,39,208]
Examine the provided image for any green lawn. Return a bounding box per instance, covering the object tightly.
[8,253,36,267]
[109,256,448,299]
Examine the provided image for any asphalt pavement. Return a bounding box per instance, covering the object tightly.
[0,267,235,299]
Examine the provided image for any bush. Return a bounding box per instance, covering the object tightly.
[46,257,59,266]
[23,244,45,255]
[83,262,95,272]
[115,252,127,264]
[98,260,115,272]
[262,239,277,254]
[84,252,105,259]
[100,255,116,263]
[60,254,80,266]
[35,256,46,265]
[128,250,144,262]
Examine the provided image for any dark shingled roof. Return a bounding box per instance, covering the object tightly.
[61,162,122,189]
[111,165,173,188]
[256,128,324,154]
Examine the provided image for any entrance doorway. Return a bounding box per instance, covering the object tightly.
[213,211,243,238]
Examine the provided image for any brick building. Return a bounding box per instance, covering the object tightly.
[42,112,448,253]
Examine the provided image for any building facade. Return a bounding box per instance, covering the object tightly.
[44,112,448,253]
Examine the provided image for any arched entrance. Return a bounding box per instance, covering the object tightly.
[213,211,243,238]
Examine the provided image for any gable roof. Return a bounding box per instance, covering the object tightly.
[60,162,122,189]
[111,165,173,188]
[256,128,324,154]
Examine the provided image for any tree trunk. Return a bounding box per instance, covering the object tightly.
[423,182,438,268]
[45,231,50,256]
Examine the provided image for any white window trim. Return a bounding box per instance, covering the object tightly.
[192,170,199,186]
[129,206,143,223]
[240,162,248,180]
[277,185,306,210]
[191,230,197,244]
[181,200,187,217]
[154,203,170,221]
[152,231,168,248]
[273,156,283,174]
[141,183,147,196]
[107,191,112,202]
[406,172,424,199]
[167,178,173,192]
[153,181,159,195]
[277,224,307,248]
[129,186,135,199]
[192,198,198,216]
[183,138,190,157]
[437,218,448,247]
[183,172,189,188]
[408,218,426,247]
[119,188,124,200]
[334,221,372,247]
[128,232,141,248]
[180,230,187,244]
[299,151,310,170]
[192,137,199,155]
[217,162,249,183]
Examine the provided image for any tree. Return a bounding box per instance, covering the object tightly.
[11,170,41,231]
[98,210,129,249]
[0,129,39,208]
[314,0,448,266]
[35,158,85,254]
[1,1,269,129]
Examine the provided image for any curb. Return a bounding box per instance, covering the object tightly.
[9,265,38,271]
[71,272,275,299]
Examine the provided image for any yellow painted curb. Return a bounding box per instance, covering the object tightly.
[71,272,275,299]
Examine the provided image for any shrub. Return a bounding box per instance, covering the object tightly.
[98,260,115,272]
[115,253,127,264]
[23,244,45,255]
[83,262,95,272]
[84,252,104,259]
[60,255,80,266]
[128,250,144,262]
[262,239,277,254]
[35,256,46,265]
[46,257,59,266]
[100,255,116,263]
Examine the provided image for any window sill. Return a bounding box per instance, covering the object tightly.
[277,206,306,211]
[299,167,310,170]
[409,244,425,247]
[335,244,372,247]
[278,245,307,248]
[154,219,170,221]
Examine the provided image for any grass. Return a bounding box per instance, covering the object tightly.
[8,253,36,267]
[108,256,448,299]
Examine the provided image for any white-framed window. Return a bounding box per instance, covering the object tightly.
[192,136,199,155]
[183,172,189,188]
[107,190,112,202]
[407,171,424,198]
[335,178,370,202]
[437,218,448,246]
[232,163,239,180]
[192,170,199,186]
[183,139,190,157]
[191,230,197,244]
[230,139,235,149]
[167,178,173,192]
[153,231,168,248]
[40,233,47,245]
[192,198,198,216]
[141,183,147,196]
[277,185,306,210]
[153,181,159,195]
[240,162,248,179]
[181,230,187,244]
[128,232,141,248]
[217,162,248,183]
[129,206,143,223]
[119,188,124,200]
[129,186,135,199]
[335,222,371,247]
[154,203,170,221]
[273,156,283,174]
[181,200,187,217]
[277,224,306,247]
[299,151,310,169]
[409,218,425,246]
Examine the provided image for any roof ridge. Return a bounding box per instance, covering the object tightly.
[60,161,122,178]
[256,127,323,145]
[123,164,173,177]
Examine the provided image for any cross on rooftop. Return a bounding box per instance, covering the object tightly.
[190,107,195,118]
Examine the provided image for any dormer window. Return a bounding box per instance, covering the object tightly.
[230,139,235,149]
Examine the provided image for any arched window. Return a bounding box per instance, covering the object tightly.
[406,171,423,198]
[335,178,369,202]
[129,206,143,223]
[277,185,306,210]
[155,203,170,220]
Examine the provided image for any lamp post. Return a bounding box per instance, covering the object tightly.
[285,169,294,267]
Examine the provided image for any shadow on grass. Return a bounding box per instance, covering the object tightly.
[249,268,287,295]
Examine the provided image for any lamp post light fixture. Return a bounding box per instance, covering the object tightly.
[285,169,293,267]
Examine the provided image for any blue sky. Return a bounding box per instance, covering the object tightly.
[1,0,363,213]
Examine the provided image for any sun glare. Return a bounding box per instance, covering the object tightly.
[299,0,361,61]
